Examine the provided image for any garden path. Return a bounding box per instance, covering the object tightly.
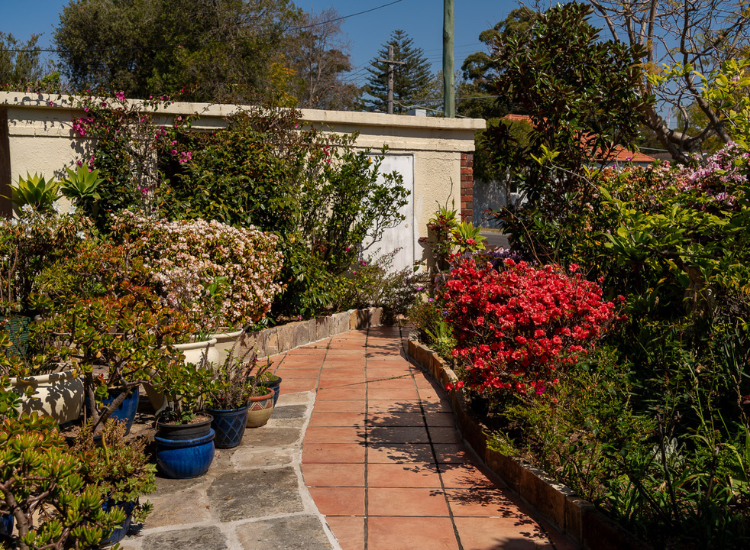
[285,325,576,550]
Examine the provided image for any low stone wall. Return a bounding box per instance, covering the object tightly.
[239,307,384,357]
[407,338,648,550]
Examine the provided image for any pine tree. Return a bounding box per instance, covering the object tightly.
[363,30,433,114]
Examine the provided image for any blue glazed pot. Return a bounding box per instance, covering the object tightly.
[0,513,13,541]
[255,376,282,407]
[207,406,248,449]
[87,387,140,434]
[101,500,135,546]
[154,429,215,479]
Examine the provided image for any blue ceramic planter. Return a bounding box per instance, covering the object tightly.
[154,429,215,479]
[101,500,135,546]
[0,513,13,541]
[207,406,248,449]
[88,387,140,434]
[258,376,282,407]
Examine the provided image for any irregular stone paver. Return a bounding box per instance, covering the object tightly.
[235,515,333,550]
[141,526,227,550]
[118,390,337,550]
[296,326,577,550]
[208,468,303,522]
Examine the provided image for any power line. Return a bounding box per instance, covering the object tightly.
[0,0,407,55]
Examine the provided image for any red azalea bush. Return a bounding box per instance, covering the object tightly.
[442,257,621,397]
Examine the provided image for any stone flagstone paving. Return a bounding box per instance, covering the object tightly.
[121,326,576,550]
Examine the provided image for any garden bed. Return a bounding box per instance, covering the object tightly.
[407,338,648,550]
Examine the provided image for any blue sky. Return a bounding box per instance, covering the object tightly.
[1,0,521,87]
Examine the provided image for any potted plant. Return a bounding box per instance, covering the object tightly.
[245,356,275,428]
[72,420,156,546]
[251,371,283,407]
[206,341,271,448]
[152,359,216,479]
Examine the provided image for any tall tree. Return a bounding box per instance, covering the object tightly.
[54,0,301,103]
[286,7,360,110]
[363,30,433,114]
[0,33,47,85]
[585,0,750,161]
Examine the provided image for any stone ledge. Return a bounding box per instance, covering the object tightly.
[407,338,649,550]
[240,308,385,357]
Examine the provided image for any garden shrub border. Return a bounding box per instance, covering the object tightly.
[238,307,384,357]
[407,338,649,550]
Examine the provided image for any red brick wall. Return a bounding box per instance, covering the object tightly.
[460,152,474,222]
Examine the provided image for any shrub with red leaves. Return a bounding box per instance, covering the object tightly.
[442,257,622,397]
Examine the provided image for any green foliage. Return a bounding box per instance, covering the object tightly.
[7,173,61,214]
[154,358,214,425]
[426,204,485,270]
[0,33,48,86]
[363,29,434,113]
[484,2,651,262]
[54,0,302,103]
[60,166,103,203]
[73,420,156,525]
[0,413,126,550]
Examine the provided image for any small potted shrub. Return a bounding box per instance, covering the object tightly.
[204,344,260,449]
[251,371,283,407]
[73,420,156,546]
[152,360,216,479]
[246,356,275,428]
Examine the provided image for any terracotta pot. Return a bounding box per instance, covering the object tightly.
[10,370,84,424]
[246,392,274,428]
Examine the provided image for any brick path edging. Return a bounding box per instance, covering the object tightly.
[407,338,649,550]
[238,308,384,357]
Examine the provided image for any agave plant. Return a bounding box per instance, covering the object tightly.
[60,166,103,202]
[7,173,60,213]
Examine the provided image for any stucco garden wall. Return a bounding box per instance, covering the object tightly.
[0,92,485,267]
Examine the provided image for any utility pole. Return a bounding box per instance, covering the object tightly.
[378,45,405,114]
[443,0,455,118]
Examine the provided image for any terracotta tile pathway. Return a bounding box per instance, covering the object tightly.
[270,326,577,550]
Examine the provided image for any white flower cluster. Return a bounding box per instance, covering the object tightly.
[112,212,284,329]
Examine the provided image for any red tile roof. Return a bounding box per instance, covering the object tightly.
[502,114,655,163]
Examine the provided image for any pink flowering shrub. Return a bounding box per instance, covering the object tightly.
[111,212,283,330]
[441,257,620,397]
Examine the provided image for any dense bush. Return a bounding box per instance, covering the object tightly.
[441,257,619,399]
[110,212,283,330]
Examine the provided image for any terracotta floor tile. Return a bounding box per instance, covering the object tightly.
[433,444,472,464]
[368,487,449,516]
[421,400,453,413]
[367,387,419,400]
[438,464,497,489]
[453,517,552,549]
[320,367,367,376]
[367,516,458,550]
[317,388,366,401]
[367,443,435,464]
[414,377,442,391]
[305,426,365,444]
[324,516,364,550]
[366,378,416,390]
[367,401,422,415]
[445,489,520,517]
[302,463,365,487]
[318,379,366,390]
[367,412,424,428]
[302,443,365,463]
[308,487,365,515]
[274,367,321,379]
[309,412,366,427]
[366,368,417,380]
[367,426,429,444]
[285,347,328,355]
[424,412,455,427]
[428,426,463,444]
[368,463,442,488]
[418,387,450,401]
[325,349,367,356]
[314,401,366,414]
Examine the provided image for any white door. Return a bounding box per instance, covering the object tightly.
[362,154,415,273]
